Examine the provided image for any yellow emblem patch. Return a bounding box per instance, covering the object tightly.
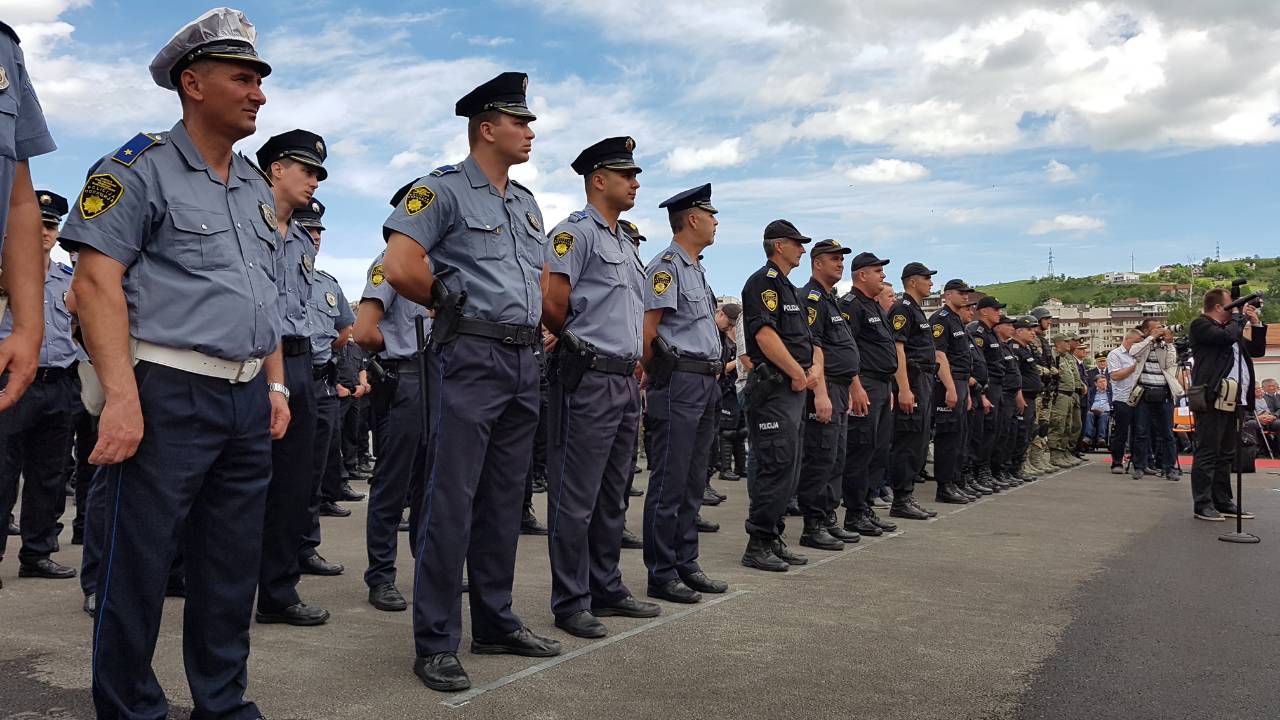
[325,291,337,307]
[652,270,673,296]
[762,290,778,312]
[370,263,386,286]
[552,231,575,258]
[975,336,984,347]
[932,324,944,338]
[807,307,817,326]
[404,186,436,215]
[892,314,907,331]
[78,174,124,220]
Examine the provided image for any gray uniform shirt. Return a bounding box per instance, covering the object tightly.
[382,155,545,327]
[281,219,318,338]
[58,121,284,361]
[362,250,430,361]
[643,241,720,361]
[0,26,56,256]
[545,203,645,360]
[309,269,355,365]
[0,260,75,367]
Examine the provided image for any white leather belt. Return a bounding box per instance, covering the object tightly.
[132,339,264,383]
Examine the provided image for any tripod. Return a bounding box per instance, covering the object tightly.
[1219,352,1259,543]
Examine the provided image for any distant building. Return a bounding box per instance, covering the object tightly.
[1102,271,1140,284]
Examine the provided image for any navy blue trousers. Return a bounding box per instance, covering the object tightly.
[843,374,893,515]
[545,370,639,619]
[91,362,269,720]
[413,336,538,655]
[933,377,970,487]
[744,372,805,541]
[301,382,339,560]
[644,371,717,584]
[257,350,317,612]
[365,368,424,589]
[890,367,935,494]
[0,375,77,564]
[798,378,849,523]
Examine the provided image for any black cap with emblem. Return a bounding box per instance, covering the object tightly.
[619,218,645,245]
[900,261,937,280]
[1013,315,1038,329]
[810,239,850,257]
[659,184,716,214]
[456,72,536,119]
[997,314,1014,325]
[256,129,329,181]
[851,251,889,270]
[763,219,811,243]
[571,136,641,175]
[943,278,974,293]
[294,198,325,230]
[976,294,1005,310]
[36,190,69,223]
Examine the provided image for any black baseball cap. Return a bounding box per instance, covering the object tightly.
[996,314,1014,325]
[943,278,974,293]
[851,251,889,270]
[810,239,851,257]
[901,261,936,280]
[763,219,811,243]
[976,295,1005,310]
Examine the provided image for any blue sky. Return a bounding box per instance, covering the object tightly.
[10,0,1280,300]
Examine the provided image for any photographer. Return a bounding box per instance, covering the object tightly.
[1188,288,1267,521]
[1128,319,1183,480]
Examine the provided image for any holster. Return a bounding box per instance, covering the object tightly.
[745,363,784,408]
[648,335,678,387]
[430,282,468,345]
[554,330,593,394]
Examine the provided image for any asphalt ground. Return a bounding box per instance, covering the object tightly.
[3,456,1279,720]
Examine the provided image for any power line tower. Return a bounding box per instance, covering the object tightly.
[1047,248,1055,277]
[1130,252,1135,273]
[1215,241,1220,263]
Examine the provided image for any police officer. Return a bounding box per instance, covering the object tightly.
[797,240,861,550]
[887,263,940,520]
[1009,316,1043,481]
[353,211,429,614]
[541,136,661,639]
[0,189,78,581]
[618,218,646,550]
[641,184,730,600]
[296,199,354,576]
[992,314,1026,484]
[740,219,815,571]
[0,20,57,417]
[61,10,282,717]
[381,72,561,692]
[929,279,975,504]
[1026,306,1057,474]
[1048,332,1085,468]
[251,128,332,627]
[969,295,1013,492]
[959,300,991,499]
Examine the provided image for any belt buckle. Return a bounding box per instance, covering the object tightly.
[233,358,262,384]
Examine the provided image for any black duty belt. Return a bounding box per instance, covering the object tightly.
[861,370,893,383]
[910,362,939,374]
[312,362,336,383]
[456,318,539,346]
[589,355,638,376]
[35,366,76,382]
[828,374,854,388]
[675,358,723,375]
[282,336,311,357]
[391,357,421,374]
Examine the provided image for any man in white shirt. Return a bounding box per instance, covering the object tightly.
[1105,330,1141,473]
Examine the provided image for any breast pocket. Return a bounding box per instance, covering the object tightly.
[594,244,627,285]
[463,215,508,261]
[679,283,709,316]
[167,207,235,271]
[0,92,18,159]
[519,223,548,268]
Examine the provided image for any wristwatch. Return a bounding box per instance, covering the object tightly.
[268,382,291,400]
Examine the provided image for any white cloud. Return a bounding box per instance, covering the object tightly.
[0,0,90,24]
[1028,213,1106,234]
[663,138,746,173]
[844,158,930,184]
[1044,159,1078,183]
[468,35,514,47]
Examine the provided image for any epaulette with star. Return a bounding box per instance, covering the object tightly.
[568,210,589,223]
[111,132,165,168]
[429,164,460,177]
[57,262,74,275]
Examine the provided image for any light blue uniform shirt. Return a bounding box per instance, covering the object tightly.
[0,260,76,367]
[361,250,430,361]
[308,269,355,365]
[545,204,645,361]
[281,219,318,338]
[382,155,545,327]
[0,24,56,257]
[643,242,720,360]
[58,121,285,361]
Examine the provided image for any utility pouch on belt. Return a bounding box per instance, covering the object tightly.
[556,330,592,393]
[430,282,468,345]
[746,363,784,407]
[648,335,678,386]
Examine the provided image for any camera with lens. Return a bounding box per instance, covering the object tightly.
[1228,278,1265,312]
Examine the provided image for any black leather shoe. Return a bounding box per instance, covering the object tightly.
[531,474,548,494]
[772,539,808,565]
[521,505,548,536]
[626,485,643,497]
[593,595,661,617]
[709,483,727,501]
[1216,504,1255,519]
[398,516,410,532]
[318,501,352,517]
[621,526,644,549]
[18,558,76,579]
[299,553,344,576]
[785,498,802,516]
[471,626,562,657]
[255,603,330,626]
[6,519,18,536]
[799,522,844,551]
[83,593,96,616]
[936,484,969,504]
[701,486,722,506]
[555,610,607,638]
[866,510,897,532]
[695,514,719,533]
[647,579,703,603]
[718,470,740,481]
[339,482,366,501]
[369,583,408,611]
[968,480,994,496]
[165,578,186,598]
[414,652,470,692]
[741,537,789,572]
[679,571,728,594]
[71,531,84,545]
[827,523,862,542]
[890,501,930,521]
[844,512,882,537]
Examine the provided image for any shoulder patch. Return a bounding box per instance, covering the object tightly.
[552,231,575,258]
[370,263,386,286]
[975,336,985,347]
[568,210,589,223]
[932,323,944,338]
[662,252,675,262]
[404,185,436,215]
[429,164,459,177]
[892,314,907,331]
[78,174,125,220]
[57,262,74,275]
[766,268,779,279]
[111,133,162,167]
[807,306,817,326]
[807,290,821,302]
[938,309,950,317]
[762,289,779,312]
[652,270,673,296]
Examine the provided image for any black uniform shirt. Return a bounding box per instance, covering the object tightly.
[839,288,897,376]
[929,307,972,376]
[801,278,859,379]
[972,321,1005,383]
[1000,339,1022,392]
[889,295,936,369]
[742,260,813,371]
[1010,340,1042,392]
[966,321,989,385]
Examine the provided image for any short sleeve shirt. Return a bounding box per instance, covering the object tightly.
[742,260,813,370]
[1010,340,1042,392]
[361,250,430,361]
[57,121,283,361]
[1106,346,1138,403]
[801,278,858,378]
[839,288,897,376]
[929,307,971,376]
[643,241,720,360]
[281,220,318,338]
[0,25,56,257]
[382,155,544,327]
[972,321,1004,383]
[0,261,75,367]
[308,269,355,365]
[889,295,935,368]
[545,204,645,360]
